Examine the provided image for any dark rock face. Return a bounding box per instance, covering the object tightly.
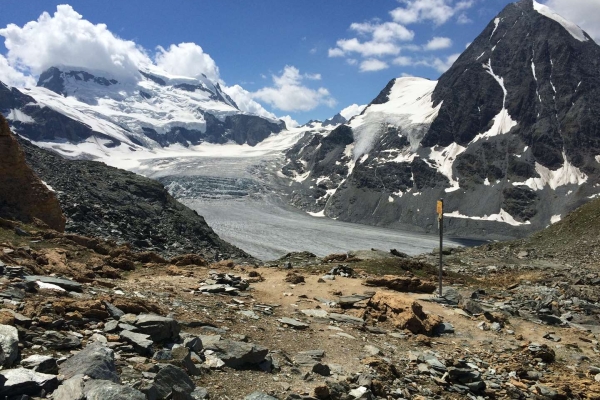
[323,113,347,127]
[20,138,251,259]
[281,0,600,239]
[0,114,66,231]
[59,342,120,383]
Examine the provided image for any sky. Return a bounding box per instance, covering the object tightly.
[0,0,598,126]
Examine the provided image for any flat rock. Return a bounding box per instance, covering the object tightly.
[59,342,119,383]
[0,324,19,367]
[301,309,329,318]
[24,275,82,292]
[84,379,146,400]
[21,354,58,374]
[278,317,309,329]
[32,330,81,350]
[245,392,279,400]
[0,368,58,398]
[120,330,154,356]
[329,313,364,325]
[338,294,372,307]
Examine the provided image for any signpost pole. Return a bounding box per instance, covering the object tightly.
[437,199,443,297]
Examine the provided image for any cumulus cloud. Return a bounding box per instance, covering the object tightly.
[222,84,277,119]
[424,37,453,50]
[253,66,336,112]
[350,21,414,42]
[390,0,475,25]
[340,103,367,120]
[392,56,414,66]
[359,59,389,72]
[429,53,461,72]
[155,43,221,83]
[0,5,149,80]
[0,54,35,87]
[279,115,299,129]
[328,21,413,59]
[544,0,600,42]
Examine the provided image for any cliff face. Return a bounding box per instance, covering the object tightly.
[0,114,65,231]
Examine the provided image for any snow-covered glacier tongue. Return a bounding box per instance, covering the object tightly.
[280,0,600,240]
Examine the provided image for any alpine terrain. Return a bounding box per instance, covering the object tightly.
[281,0,600,239]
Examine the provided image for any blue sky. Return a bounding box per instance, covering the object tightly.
[0,0,596,125]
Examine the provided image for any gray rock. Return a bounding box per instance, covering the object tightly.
[277,317,309,329]
[59,342,119,383]
[0,368,58,397]
[338,294,371,307]
[21,354,58,374]
[245,392,279,400]
[103,301,125,319]
[294,350,325,367]
[363,345,381,356]
[52,374,85,400]
[536,384,559,398]
[191,387,210,399]
[329,313,364,325]
[183,335,203,353]
[171,346,201,376]
[120,330,154,355]
[104,320,119,333]
[435,322,455,334]
[84,379,146,400]
[0,324,19,367]
[153,349,173,361]
[33,330,81,350]
[24,275,83,292]
[210,339,269,368]
[312,363,331,376]
[151,364,195,400]
[300,309,329,318]
[134,314,181,342]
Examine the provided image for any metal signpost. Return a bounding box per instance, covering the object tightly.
[437,199,443,297]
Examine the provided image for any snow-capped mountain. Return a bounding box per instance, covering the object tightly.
[0,65,285,159]
[281,0,600,239]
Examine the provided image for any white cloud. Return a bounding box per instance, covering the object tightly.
[390,0,475,26]
[0,54,35,87]
[544,0,600,42]
[279,115,299,129]
[222,84,277,120]
[0,5,149,81]
[340,103,367,120]
[155,42,220,83]
[328,48,345,57]
[392,56,413,66]
[431,53,461,72]
[350,21,414,42]
[333,38,401,58]
[253,65,336,112]
[457,13,472,24]
[346,59,358,65]
[424,37,452,50]
[359,59,389,72]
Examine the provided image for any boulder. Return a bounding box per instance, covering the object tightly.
[208,339,269,368]
[59,342,119,382]
[0,368,58,397]
[150,364,195,400]
[0,324,19,367]
[134,314,181,342]
[367,292,442,335]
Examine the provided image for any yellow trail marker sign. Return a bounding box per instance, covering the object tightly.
[436,200,443,219]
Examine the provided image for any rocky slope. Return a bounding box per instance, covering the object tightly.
[281,0,600,240]
[19,137,250,260]
[0,65,285,160]
[1,220,600,399]
[0,114,65,231]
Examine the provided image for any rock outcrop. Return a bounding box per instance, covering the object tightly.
[0,114,65,231]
